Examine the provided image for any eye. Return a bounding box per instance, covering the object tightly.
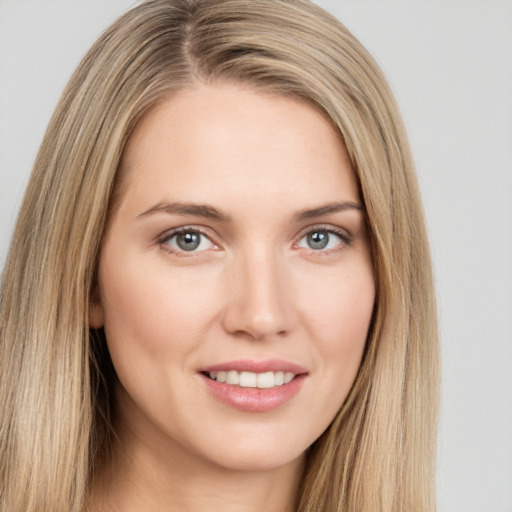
[161,229,215,253]
[296,228,350,252]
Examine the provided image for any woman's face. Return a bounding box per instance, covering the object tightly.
[91,84,375,473]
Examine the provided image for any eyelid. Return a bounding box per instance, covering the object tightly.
[156,225,221,255]
[293,224,353,252]
[155,223,352,256]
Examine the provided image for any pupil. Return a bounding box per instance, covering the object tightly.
[308,231,329,250]
[177,232,200,251]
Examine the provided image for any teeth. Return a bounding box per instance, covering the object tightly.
[239,371,257,387]
[256,371,274,389]
[226,370,239,385]
[207,370,297,388]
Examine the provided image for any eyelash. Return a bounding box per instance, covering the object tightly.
[157,224,352,257]
[295,225,353,256]
[157,226,218,257]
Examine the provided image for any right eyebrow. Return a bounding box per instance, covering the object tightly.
[136,202,231,222]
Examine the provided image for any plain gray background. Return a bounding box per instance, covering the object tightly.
[1,1,511,510]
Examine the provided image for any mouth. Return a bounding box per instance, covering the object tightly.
[199,360,308,412]
[202,370,297,389]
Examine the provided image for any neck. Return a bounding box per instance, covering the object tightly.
[87,399,305,512]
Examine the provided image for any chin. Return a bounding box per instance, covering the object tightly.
[209,447,306,473]
[188,427,311,473]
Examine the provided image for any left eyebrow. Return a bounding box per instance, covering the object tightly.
[292,201,364,222]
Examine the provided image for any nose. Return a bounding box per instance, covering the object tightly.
[221,249,294,341]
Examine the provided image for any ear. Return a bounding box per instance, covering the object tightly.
[89,285,105,329]
[89,302,105,329]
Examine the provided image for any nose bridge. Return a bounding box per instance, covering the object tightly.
[222,242,292,339]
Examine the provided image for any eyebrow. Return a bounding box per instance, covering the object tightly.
[137,200,364,223]
[137,202,230,222]
[292,201,364,222]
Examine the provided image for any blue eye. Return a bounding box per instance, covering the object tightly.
[163,230,214,252]
[297,229,347,251]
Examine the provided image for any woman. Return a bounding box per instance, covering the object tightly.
[0,0,439,511]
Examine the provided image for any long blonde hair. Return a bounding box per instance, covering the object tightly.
[0,1,439,510]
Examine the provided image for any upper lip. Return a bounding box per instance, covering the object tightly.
[200,359,308,374]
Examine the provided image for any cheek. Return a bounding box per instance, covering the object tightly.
[286,261,375,442]
[296,262,375,369]
[98,249,222,363]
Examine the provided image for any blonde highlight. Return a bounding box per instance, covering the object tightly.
[0,1,439,510]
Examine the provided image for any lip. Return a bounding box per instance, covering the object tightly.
[198,359,308,413]
[200,359,307,374]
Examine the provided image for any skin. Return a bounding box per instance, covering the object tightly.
[89,83,375,512]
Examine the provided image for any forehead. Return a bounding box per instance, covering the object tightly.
[115,83,359,215]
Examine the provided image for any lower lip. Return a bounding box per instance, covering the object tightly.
[200,373,307,412]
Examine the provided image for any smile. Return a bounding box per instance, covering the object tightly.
[199,360,307,412]
[206,370,296,388]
